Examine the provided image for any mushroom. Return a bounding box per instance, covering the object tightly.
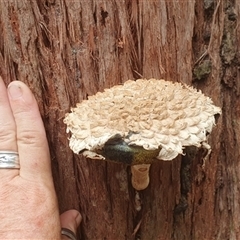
[64,78,221,190]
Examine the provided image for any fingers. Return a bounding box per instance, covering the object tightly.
[60,210,82,240]
[0,77,18,178]
[7,80,51,180]
[0,77,17,152]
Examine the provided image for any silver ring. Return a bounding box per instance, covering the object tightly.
[0,151,20,169]
[61,228,77,240]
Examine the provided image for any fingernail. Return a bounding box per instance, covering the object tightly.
[75,212,82,226]
[8,83,23,99]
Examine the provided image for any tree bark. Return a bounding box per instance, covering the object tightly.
[0,0,239,239]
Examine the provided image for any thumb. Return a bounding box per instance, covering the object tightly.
[60,210,82,240]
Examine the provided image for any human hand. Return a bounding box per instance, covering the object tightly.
[0,77,81,239]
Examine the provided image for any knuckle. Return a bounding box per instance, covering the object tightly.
[0,123,16,143]
[17,129,45,147]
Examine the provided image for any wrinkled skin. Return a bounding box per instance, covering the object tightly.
[0,77,81,239]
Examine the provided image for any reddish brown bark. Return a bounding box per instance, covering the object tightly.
[0,0,239,239]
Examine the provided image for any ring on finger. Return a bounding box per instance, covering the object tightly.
[0,151,20,169]
[61,228,77,240]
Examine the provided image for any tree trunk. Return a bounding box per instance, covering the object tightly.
[0,0,239,239]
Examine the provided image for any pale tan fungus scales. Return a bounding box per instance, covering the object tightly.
[64,78,221,190]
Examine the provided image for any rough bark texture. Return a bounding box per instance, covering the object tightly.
[0,0,239,239]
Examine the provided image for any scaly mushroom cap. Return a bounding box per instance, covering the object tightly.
[64,79,221,161]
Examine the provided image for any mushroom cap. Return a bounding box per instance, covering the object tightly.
[64,79,221,161]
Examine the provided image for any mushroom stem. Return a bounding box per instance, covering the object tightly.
[131,164,151,190]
